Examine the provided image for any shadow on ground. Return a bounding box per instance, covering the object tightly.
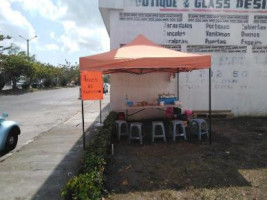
[31,104,110,200]
[0,151,8,157]
[105,118,267,198]
[0,88,34,96]
[0,87,66,96]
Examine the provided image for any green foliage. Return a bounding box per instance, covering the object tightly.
[58,60,80,86]
[43,78,52,88]
[61,172,103,200]
[0,34,11,89]
[1,52,33,88]
[59,76,68,86]
[103,75,110,83]
[0,34,11,54]
[61,112,117,200]
[22,82,30,89]
[0,73,5,90]
[1,43,36,89]
[0,34,80,90]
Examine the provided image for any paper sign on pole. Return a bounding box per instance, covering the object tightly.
[80,71,103,100]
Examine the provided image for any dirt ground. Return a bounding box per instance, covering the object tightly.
[105,118,267,200]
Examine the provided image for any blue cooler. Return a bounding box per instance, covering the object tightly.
[158,97,178,105]
[127,101,134,107]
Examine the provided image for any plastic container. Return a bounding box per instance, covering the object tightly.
[158,97,178,105]
[127,101,133,107]
[184,109,192,120]
[117,112,125,120]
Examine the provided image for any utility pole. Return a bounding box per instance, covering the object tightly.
[19,35,38,57]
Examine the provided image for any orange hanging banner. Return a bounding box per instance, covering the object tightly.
[80,71,103,100]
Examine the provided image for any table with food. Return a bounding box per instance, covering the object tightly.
[124,93,182,119]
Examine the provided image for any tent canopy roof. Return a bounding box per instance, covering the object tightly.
[79,35,211,74]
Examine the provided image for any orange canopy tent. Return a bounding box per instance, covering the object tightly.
[79,34,212,144]
[80,35,211,74]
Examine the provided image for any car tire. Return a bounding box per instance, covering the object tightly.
[4,128,19,152]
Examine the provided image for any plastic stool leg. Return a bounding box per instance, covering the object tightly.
[139,131,142,144]
[116,123,120,140]
[129,126,132,143]
[162,126,166,142]
[152,125,155,142]
[118,124,121,140]
[198,123,202,140]
[169,123,172,138]
[126,124,129,136]
[173,124,176,141]
[138,126,142,144]
[183,126,187,140]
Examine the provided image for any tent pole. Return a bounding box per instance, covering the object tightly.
[81,100,85,150]
[100,100,102,124]
[177,72,179,99]
[209,68,212,144]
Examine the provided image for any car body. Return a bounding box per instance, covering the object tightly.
[0,114,21,152]
[31,82,42,88]
[16,81,26,88]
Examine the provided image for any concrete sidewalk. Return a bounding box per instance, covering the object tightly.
[0,96,110,200]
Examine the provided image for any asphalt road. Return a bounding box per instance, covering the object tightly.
[0,87,96,155]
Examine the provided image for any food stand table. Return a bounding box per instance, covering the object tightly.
[123,102,182,119]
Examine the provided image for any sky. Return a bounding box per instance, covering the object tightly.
[0,0,110,66]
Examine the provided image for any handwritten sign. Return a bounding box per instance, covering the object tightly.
[80,71,103,100]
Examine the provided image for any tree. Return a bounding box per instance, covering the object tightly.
[103,74,110,83]
[1,35,82,90]
[0,34,11,90]
[58,60,80,86]
[0,34,11,54]
[0,41,37,89]
[0,73,5,90]
[2,52,33,89]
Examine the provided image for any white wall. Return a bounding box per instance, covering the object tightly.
[110,72,177,119]
[100,0,267,116]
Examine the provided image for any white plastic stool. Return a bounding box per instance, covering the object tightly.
[115,120,128,140]
[171,120,187,141]
[129,122,143,144]
[152,121,166,142]
[190,119,209,140]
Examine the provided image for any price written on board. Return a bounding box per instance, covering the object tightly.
[80,71,103,100]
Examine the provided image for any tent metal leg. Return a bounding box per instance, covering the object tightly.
[177,72,179,99]
[100,100,102,124]
[81,100,85,150]
[209,68,212,144]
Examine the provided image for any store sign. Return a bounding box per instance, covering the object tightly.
[135,0,267,9]
[121,0,267,47]
[80,71,103,100]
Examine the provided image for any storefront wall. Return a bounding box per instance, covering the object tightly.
[100,0,267,117]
